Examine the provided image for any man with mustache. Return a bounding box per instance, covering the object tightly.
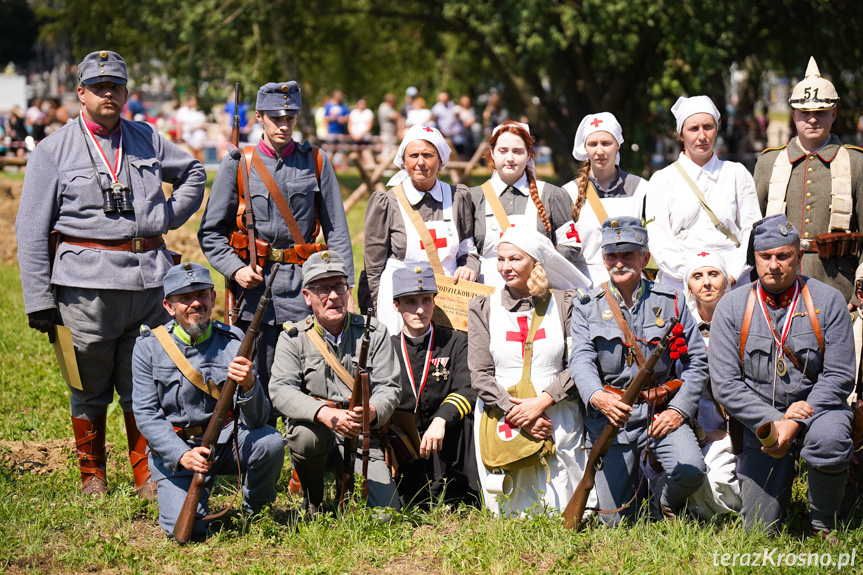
[710,214,854,538]
[755,57,863,305]
[569,216,708,524]
[132,263,284,539]
[268,251,401,514]
[15,50,206,499]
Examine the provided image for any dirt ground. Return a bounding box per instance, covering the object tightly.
[0,438,118,476]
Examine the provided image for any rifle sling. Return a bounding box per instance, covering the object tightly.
[305,328,355,393]
[601,282,648,368]
[152,326,221,400]
[672,161,740,247]
[251,149,307,246]
[391,183,445,275]
[480,180,513,232]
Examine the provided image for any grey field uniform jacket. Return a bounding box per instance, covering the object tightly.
[754,135,863,303]
[16,118,206,313]
[268,313,400,427]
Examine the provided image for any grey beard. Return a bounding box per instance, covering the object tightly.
[186,318,210,340]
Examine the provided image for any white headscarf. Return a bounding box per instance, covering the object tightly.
[684,251,729,321]
[572,112,624,165]
[499,226,591,290]
[671,95,721,134]
[491,121,535,175]
[386,125,452,187]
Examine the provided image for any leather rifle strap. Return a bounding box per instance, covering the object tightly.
[601,282,647,367]
[240,146,257,256]
[151,326,221,400]
[391,183,445,275]
[251,149,307,246]
[305,327,355,393]
[480,180,513,232]
[739,286,757,364]
[585,182,609,224]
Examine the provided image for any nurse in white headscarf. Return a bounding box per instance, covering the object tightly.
[469,120,584,287]
[563,112,650,284]
[647,250,741,520]
[362,125,479,335]
[645,95,762,293]
[467,227,591,517]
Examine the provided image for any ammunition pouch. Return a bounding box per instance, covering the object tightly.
[603,379,683,409]
[230,230,326,268]
[814,232,863,259]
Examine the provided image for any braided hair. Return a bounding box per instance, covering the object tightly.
[571,160,590,223]
[486,121,552,236]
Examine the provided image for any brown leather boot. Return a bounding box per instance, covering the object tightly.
[289,468,304,495]
[123,412,157,502]
[71,415,107,496]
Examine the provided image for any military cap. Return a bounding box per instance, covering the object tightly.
[163,262,214,297]
[752,214,800,252]
[789,57,839,111]
[256,81,301,117]
[600,216,648,255]
[302,250,348,287]
[78,50,128,86]
[392,266,438,299]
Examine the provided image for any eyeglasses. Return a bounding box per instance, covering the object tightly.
[307,283,350,298]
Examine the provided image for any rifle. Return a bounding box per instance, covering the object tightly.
[224,83,244,325]
[338,308,373,510]
[173,263,280,543]
[562,316,679,530]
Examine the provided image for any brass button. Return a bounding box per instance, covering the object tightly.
[810,155,816,160]
[806,205,811,211]
[805,218,811,224]
[806,180,812,185]
[808,167,813,173]
[806,192,812,198]
[804,232,810,238]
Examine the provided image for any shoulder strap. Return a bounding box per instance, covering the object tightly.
[520,291,552,383]
[391,183,445,274]
[480,180,512,231]
[305,328,355,393]
[312,146,323,186]
[250,149,306,246]
[672,161,740,247]
[829,146,853,231]
[601,282,647,367]
[800,279,825,356]
[739,286,757,364]
[234,146,255,233]
[766,148,792,217]
[585,181,609,224]
[152,326,221,400]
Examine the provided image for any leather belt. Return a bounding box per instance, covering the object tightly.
[173,412,234,441]
[267,246,304,264]
[62,235,164,253]
[314,397,346,410]
[799,239,818,253]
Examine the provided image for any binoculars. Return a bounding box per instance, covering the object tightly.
[102,182,134,214]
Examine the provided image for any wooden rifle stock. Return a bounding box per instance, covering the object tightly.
[339,309,373,509]
[562,316,679,530]
[225,83,242,325]
[173,264,280,543]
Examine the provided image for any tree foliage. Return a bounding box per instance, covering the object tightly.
[25,0,863,178]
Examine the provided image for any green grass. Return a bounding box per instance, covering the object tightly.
[3,168,863,573]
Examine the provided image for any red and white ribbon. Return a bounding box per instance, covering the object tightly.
[80,115,123,183]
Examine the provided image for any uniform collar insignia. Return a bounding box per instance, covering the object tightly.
[760,282,797,309]
[83,113,121,137]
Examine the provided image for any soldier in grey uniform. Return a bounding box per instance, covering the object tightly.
[710,214,854,536]
[569,216,708,525]
[15,50,206,498]
[754,57,863,304]
[132,263,284,539]
[198,81,354,408]
[269,251,401,513]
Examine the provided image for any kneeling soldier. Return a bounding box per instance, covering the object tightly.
[569,216,708,524]
[132,263,285,539]
[710,214,854,537]
[269,251,401,513]
[390,266,478,507]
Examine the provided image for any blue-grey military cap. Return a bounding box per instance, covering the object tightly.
[256,81,301,117]
[752,214,799,251]
[600,216,648,255]
[302,250,348,287]
[78,50,128,86]
[163,262,215,297]
[392,266,438,299]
